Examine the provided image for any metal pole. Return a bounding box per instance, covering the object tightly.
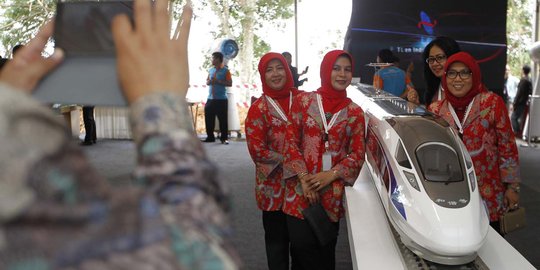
[294,0,298,67]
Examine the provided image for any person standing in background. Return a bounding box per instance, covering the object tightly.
[505,65,519,108]
[81,105,97,145]
[373,49,418,103]
[282,51,308,88]
[203,51,232,144]
[246,52,302,270]
[511,65,532,136]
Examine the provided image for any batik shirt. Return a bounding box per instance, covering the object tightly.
[284,92,365,222]
[429,91,520,222]
[245,95,292,211]
[0,83,240,269]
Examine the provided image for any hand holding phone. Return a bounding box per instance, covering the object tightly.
[33,1,135,106]
[112,0,192,103]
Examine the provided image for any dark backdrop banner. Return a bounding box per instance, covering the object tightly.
[343,0,507,100]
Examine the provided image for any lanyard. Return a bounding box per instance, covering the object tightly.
[448,97,475,135]
[316,94,341,149]
[266,92,293,122]
[438,84,443,100]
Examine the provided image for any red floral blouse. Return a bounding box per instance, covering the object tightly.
[429,91,520,221]
[246,96,292,211]
[284,92,365,222]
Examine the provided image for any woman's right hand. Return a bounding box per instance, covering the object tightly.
[112,0,192,104]
[300,174,319,204]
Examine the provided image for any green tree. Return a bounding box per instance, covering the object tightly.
[202,0,293,84]
[0,0,55,57]
[507,0,534,76]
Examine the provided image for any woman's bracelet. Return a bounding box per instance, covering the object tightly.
[298,172,308,180]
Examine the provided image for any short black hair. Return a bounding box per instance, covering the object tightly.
[212,52,224,62]
[378,49,398,63]
[523,65,531,75]
[12,44,23,55]
[422,36,461,106]
[282,51,292,58]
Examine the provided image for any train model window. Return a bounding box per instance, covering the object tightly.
[415,143,463,182]
[395,140,411,169]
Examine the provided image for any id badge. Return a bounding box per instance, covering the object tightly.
[322,152,332,171]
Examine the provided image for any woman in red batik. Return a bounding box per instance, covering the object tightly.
[245,52,302,270]
[284,50,365,269]
[428,52,520,235]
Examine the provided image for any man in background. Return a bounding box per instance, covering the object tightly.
[81,105,97,145]
[511,65,532,136]
[282,51,308,88]
[203,51,232,144]
[505,65,519,109]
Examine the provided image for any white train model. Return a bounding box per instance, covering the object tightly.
[349,84,489,265]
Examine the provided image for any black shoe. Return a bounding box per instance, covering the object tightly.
[80,141,93,146]
[201,138,215,143]
[221,139,229,145]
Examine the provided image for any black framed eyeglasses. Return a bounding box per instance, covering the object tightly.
[446,70,472,79]
[425,55,447,64]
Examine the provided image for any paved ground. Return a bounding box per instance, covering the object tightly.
[82,137,540,269]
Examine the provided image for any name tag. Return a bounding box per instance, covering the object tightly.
[322,152,332,171]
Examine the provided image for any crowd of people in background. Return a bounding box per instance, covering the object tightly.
[0,0,531,267]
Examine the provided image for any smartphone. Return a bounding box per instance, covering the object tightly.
[55,0,134,56]
[34,0,134,106]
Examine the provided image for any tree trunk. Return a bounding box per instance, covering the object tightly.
[238,0,256,84]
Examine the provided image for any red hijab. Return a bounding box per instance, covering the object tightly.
[258,52,300,114]
[316,50,353,114]
[442,52,487,119]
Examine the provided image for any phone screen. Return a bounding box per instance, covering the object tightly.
[54,1,134,56]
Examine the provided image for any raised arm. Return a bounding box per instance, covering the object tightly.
[112,0,240,267]
[0,1,239,269]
